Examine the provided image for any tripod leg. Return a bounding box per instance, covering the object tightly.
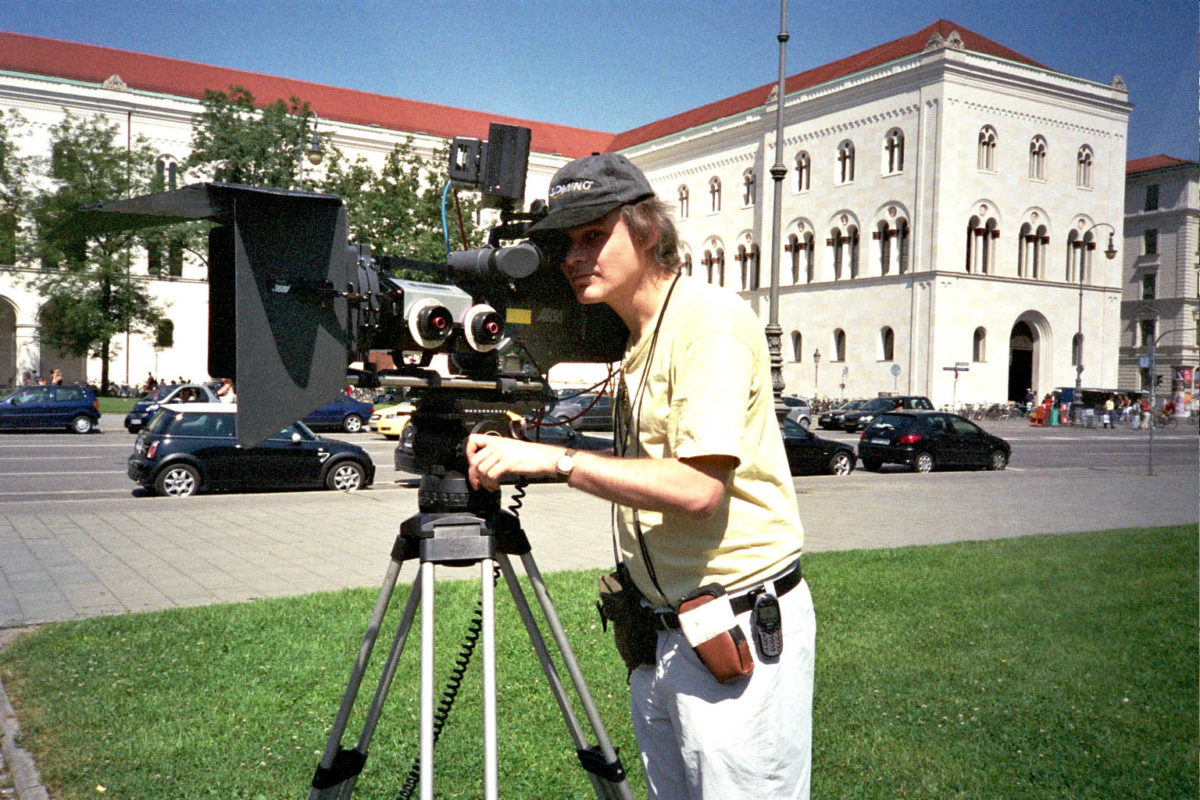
[420,560,435,800]
[497,553,634,800]
[482,559,499,800]
[310,558,411,800]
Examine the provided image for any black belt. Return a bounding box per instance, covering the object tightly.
[655,561,802,630]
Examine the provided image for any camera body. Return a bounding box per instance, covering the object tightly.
[65,124,627,448]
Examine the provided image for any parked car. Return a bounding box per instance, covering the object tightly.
[372,401,416,440]
[124,382,221,432]
[547,392,614,432]
[127,403,375,497]
[781,417,855,475]
[842,395,934,432]
[781,396,813,429]
[818,399,866,430]
[0,384,101,433]
[857,410,1011,473]
[302,395,374,433]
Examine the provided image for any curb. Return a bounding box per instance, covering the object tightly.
[0,629,47,800]
[0,680,47,800]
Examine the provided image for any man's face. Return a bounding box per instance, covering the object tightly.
[559,209,643,307]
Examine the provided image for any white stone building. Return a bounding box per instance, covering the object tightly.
[1119,155,1200,404]
[0,20,1134,407]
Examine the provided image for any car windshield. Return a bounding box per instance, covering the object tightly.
[782,418,811,438]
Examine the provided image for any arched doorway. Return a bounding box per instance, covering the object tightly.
[0,297,15,387]
[1008,312,1051,402]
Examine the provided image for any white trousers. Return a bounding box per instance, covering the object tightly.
[630,579,815,800]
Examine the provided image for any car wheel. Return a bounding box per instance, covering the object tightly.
[342,414,364,433]
[798,417,811,430]
[327,461,366,491]
[70,415,94,434]
[987,449,1008,471]
[914,451,935,474]
[828,451,854,476]
[155,464,200,497]
[862,457,882,472]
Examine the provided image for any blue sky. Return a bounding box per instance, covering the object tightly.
[0,0,1195,160]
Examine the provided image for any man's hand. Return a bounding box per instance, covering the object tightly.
[465,433,560,492]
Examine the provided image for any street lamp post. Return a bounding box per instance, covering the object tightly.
[765,0,789,419]
[813,349,820,394]
[298,111,324,188]
[1072,222,1117,422]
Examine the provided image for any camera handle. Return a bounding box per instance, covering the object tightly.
[308,501,633,800]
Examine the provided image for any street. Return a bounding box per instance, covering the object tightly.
[0,414,1195,627]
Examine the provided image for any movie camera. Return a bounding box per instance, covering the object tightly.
[65,123,626,453]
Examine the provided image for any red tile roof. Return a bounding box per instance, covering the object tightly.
[1127,154,1198,175]
[608,20,1048,150]
[0,30,613,158]
[0,19,1048,156]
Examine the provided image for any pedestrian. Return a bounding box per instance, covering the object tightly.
[50,368,63,385]
[465,153,814,800]
[216,377,237,404]
[1103,395,1115,429]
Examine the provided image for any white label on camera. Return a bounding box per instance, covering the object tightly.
[678,595,737,646]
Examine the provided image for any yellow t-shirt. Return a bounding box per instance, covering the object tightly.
[615,276,804,607]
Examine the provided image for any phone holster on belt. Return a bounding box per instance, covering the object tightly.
[677,584,754,684]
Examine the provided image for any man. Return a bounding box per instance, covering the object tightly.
[465,153,814,800]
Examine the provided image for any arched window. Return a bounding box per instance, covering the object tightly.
[742,169,756,206]
[791,331,803,362]
[788,234,800,284]
[154,318,175,350]
[877,221,891,275]
[830,229,844,280]
[837,140,855,184]
[677,185,689,219]
[977,126,997,171]
[155,155,180,190]
[848,225,860,279]
[682,253,693,276]
[1076,146,1093,188]
[709,177,722,213]
[738,245,749,290]
[803,232,816,283]
[1029,136,1047,180]
[795,151,811,192]
[716,247,725,286]
[973,327,987,362]
[1034,225,1048,278]
[880,326,895,361]
[883,128,904,174]
[703,249,714,283]
[833,328,847,362]
[966,215,998,274]
[895,219,910,273]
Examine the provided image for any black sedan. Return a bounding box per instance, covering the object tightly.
[818,399,865,430]
[857,411,1010,473]
[781,417,856,476]
[128,403,375,497]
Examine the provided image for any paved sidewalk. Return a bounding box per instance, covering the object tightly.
[0,416,1196,799]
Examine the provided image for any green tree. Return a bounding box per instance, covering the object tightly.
[0,110,34,265]
[27,112,165,393]
[185,86,317,189]
[322,139,481,277]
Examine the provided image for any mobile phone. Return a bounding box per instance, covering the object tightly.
[751,592,783,658]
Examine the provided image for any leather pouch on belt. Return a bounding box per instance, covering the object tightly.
[677,584,754,684]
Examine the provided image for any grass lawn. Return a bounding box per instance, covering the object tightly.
[97,396,136,415]
[0,525,1195,799]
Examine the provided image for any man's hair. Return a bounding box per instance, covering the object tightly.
[620,197,681,273]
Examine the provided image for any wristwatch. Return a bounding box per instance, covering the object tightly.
[555,448,579,481]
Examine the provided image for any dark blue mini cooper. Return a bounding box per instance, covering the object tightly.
[128,403,375,497]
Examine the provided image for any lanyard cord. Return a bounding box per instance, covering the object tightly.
[611,272,681,603]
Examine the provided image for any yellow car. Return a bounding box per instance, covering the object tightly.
[372,401,415,440]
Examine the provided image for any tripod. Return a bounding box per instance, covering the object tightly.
[308,471,634,800]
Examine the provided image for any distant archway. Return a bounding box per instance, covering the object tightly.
[1008,312,1051,402]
